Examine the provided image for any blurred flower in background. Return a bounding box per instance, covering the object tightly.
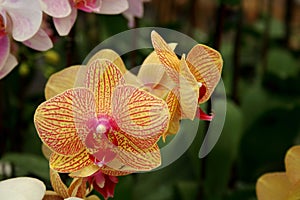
[40,0,129,36]
[0,0,52,79]
[256,146,300,200]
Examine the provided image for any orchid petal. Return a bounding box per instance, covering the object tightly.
[83,59,125,114]
[106,133,162,172]
[40,0,72,18]
[53,8,77,36]
[285,145,300,184]
[86,49,127,74]
[70,165,100,178]
[45,65,81,100]
[99,0,129,14]
[288,181,300,199]
[186,44,223,103]
[178,56,199,119]
[34,88,96,156]
[50,149,94,173]
[2,0,42,41]
[23,28,53,51]
[0,177,46,200]
[68,177,86,198]
[0,36,17,79]
[163,110,180,140]
[256,172,290,200]
[0,35,9,68]
[0,54,18,79]
[65,198,83,200]
[50,169,69,198]
[151,31,180,83]
[112,85,169,140]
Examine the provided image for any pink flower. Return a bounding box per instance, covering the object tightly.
[122,0,149,27]
[40,0,129,36]
[0,0,53,79]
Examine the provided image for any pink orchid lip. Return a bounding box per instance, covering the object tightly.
[84,114,119,167]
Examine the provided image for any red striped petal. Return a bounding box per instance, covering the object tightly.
[112,85,170,142]
[34,88,96,156]
[84,59,125,114]
[151,31,180,83]
[186,44,223,103]
[50,149,94,173]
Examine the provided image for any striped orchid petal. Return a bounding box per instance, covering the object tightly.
[186,44,223,103]
[83,59,125,114]
[50,149,94,173]
[50,169,69,198]
[34,88,96,156]
[106,131,162,172]
[151,31,180,82]
[112,85,169,140]
[178,56,199,119]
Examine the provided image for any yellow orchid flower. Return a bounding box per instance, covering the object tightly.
[34,49,170,198]
[256,145,300,200]
[137,31,223,139]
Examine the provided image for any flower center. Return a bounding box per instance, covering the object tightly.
[85,115,119,167]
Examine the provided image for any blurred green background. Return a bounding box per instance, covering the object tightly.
[1,0,300,199]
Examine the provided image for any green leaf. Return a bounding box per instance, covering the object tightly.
[0,153,49,181]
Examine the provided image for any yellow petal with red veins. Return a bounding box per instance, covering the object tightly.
[100,164,133,176]
[256,172,290,200]
[50,149,94,173]
[34,88,96,156]
[45,65,81,100]
[107,131,162,172]
[285,145,300,184]
[186,44,223,103]
[163,110,181,141]
[50,168,69,198]
[69,164,100,178]
[178,56,199,120]
[68,177,87,198]
[86,49,127,74]
[112,85,169,141]
[84,59,125,114]
[151,31,180,82]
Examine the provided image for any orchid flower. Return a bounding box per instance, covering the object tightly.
[0,0,53,79]
[34,49,170,198]
[40,0,129,36]
[122,0,150,27]
[140,31,223,139]
[256,145,300,200]
[0,177,46,200]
